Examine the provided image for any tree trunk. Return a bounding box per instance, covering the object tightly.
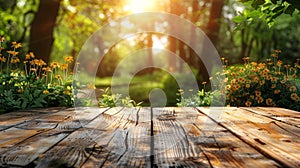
[30,0,61,63]
[206,0,225,46]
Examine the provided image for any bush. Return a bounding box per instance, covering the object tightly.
[177,50,300,111]
[224,51,300,111]
[0,37,75,113]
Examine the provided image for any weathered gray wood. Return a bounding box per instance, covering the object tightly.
[197,107,300,168]
[153,107,279,167]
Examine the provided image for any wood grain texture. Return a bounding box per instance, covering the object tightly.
[0,107,299,167]
[197,107,300,168]
[153,107,279,168]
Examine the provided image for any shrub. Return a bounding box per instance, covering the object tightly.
[0,37,75,113]
[177,50,300,111]
[224,50,300,111]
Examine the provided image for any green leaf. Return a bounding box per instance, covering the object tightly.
[272,5,285,13]
[271,0,278,4]
[233,16,245,23]
[284,5,295,15]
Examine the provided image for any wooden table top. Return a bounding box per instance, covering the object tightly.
[0,107,299,168]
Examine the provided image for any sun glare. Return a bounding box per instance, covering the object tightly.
[124,0,154,13]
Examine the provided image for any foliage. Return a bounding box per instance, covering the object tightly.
[176,88,224,107]
[241,0,300,21]
[98,87,142,108]
[177,50,300,111]
[224,50,300,110]
[0,37,74,113]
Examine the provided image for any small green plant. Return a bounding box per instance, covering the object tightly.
[176,86,224,107]
[98,87,142,107]
[0,36,75,113]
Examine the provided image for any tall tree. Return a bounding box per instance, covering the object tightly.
[30,0,61,63]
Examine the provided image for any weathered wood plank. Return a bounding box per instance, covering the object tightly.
[197,107,300,168]
[82,107,151,168]
[153,107,280,167]
[35,107,141,168]
[0,129,70,167]
[0,107,63,131]
[0,107,108,167]
[242,107,300,128]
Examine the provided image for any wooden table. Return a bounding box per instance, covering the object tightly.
[0,107,299,167]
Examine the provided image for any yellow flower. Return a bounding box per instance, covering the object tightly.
[245,101,252,107]
[274,49,281,53]
[0,36,4,42]
[246,83,250,88]
[64,56,74,63]
[25,52,35,60]
[50,62,60,69]
[234,84,240,90]
[7,50,19,56]
[43,90,49,94]
[10,57,20,64]
[238,77,246,83]
[277,60,283,67]
[56,75,62,79]
[87,83,96,90]
[271,77,277,82]
[259,80,265,86]
[274,90,280,94]
[60,63,68,70]
[42,67,52,72]
[289,86,297,92]
[266,98,273,106]
[0,56,6,62]
[255,91,262,97]
[253,77,259,83]
[11,41,22,48]
[271,84,276,89]
[291,93,299,101]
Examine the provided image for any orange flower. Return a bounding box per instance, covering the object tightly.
[289,86,297,92]
[246,83,250,88]
[245,101,252,107]
[291,93,299,101]
[259,80,265,86]
[64,56,74,63]
[7,50,19,56]
[277,60,283,67]
[63,90,70,95]
[10,57,20,64]
[255,91,262,97]
[0,56,6,62]
[43,90,49,94]
[256,96,264,104]
[25,52,35,60]
[11,41,22,48]
[271,84,276,89]
[60,63,68,70]
[50,62,60,69]
[274,90,280,94]
[266,98,273,106]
